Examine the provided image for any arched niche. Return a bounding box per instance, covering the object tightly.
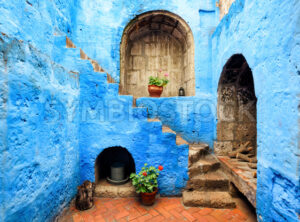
[94,147,135,184]
[120,11,195,97]
[215,54,257,156]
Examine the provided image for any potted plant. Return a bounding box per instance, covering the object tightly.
[130,163,163,205]
[148,72,169,97]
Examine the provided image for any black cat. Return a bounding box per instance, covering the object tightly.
[75,180,95,211]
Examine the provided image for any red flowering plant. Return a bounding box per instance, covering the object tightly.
[130,163,163,193]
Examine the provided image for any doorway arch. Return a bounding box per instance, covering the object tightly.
[215,54,257,156]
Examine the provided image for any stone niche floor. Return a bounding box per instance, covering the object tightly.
[58,196,256,222]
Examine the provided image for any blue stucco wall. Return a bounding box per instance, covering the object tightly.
[71,0,218,95]
[79,70,189,196]
[71,0,220,150]
[0,1,80,221]
[211,0,300,221]
[72,0,220,197]
[0,0,299,221]
[136,96,215,147]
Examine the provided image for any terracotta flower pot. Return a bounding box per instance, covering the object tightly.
[140,188,158,206]
[148,85,163,97]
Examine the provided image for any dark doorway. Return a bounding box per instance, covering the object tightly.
[216,54,257,156]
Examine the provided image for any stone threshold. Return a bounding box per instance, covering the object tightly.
[94,179,138,198]
[217,156,257,208]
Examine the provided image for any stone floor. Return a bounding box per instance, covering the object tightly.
[58,196,257,222]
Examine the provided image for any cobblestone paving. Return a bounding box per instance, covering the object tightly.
[59,197,256,222]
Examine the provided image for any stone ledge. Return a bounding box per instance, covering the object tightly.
[217,156,257,207]
[95,180,138,198]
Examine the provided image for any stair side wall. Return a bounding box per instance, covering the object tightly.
[79,72,189,196]
[136,97,215,147]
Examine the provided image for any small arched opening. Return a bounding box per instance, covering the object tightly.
[216,54,257,157]
[94,147,135,184]
[120,10,195,97]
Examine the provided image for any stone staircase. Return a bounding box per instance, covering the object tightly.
[151,118,235,208]
[182,144,236,208]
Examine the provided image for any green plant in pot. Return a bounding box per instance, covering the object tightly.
[148,71,169,97]
[130,163,163,205]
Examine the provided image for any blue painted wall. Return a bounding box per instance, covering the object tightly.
[71,0,218,95]
[78,70,189,196]
[211,0,300,221]
[72,0,218,197]
[0,1,80,221]
[0,0,299,221]
[136,97,215,147]
[71,0,219,153]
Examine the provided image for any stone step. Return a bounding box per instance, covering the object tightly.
[162,126,176,134]
[176,135,189,145]
[190,143,209,150]
[189,144,210,164]
[188,155,220,177]
[186,170,229,191]
[182,191,236,208]
[147,118,160,122]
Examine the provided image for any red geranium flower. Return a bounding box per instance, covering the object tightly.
[158,165,163,171]
[142,172,147,176]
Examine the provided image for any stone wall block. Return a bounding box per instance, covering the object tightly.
[214,141,233,155]
[217,121,235,140]
[132,56,145,70]
[145,43,156,56]
[235,123,256,141]
[127,71,139,85]
[131,42,142,55]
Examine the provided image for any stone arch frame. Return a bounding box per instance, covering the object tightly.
[94,146,136,184]
[215,54,257,157]
[120,10,195,97]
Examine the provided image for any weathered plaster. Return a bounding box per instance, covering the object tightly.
[0,1,80,221]
[78,70,189,196]
[211,0,300,220]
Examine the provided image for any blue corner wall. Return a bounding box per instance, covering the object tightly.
[211,0,300,221]
[0,1,80,221]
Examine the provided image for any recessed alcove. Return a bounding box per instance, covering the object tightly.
[94,147,137,197]
[94,146,135,184]
[120,11,195,97]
